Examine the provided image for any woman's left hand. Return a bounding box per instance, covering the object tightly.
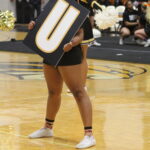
[63,42,73,52]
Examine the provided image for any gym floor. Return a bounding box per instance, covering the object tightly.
[0,28,150,150]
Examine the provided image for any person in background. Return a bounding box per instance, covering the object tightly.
[29,0,45,20]
[67,0,101,94]
[11,0,34,23]
[119,0,139,45]
[134,0,150,47]
[134,2,147,45]
[88,2,102,47]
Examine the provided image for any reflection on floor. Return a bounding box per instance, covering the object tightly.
[0,51,150,150]
[0,31,27,42]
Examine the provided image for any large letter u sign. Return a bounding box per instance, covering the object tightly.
[36,0,80,53]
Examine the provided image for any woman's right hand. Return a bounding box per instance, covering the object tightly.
[63,42,73,52]
[28,21,35,30]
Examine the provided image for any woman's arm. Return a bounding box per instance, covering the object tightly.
[63,28,84,52]
[28,21,36,30]
[124,21,138,26]
[28,20,84,52]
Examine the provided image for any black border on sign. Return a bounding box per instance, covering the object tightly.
[23,0,89,66]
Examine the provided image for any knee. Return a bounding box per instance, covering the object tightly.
[48,89,61,97]
[71,88,84,101]
[120,30,126,36]
[121,29,130,36]
[123,31,130,36]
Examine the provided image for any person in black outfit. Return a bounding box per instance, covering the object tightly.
[66,0,101,96]
[15,0,23,23]
[27,3,96,148]
[11,0,33,23]
[119,0,139,45]
[134,1,150,47]
[76,0,95,91]
[30,0,44,20]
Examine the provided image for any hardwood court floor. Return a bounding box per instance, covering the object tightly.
[0,31,27,42]
[0,51,150,150]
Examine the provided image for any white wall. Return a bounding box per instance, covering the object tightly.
[0,0,16,17]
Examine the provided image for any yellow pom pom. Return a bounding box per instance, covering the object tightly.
[0,10,16,31]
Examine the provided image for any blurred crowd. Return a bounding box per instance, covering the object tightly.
[11,0,150,47]
[10,0,45,23]
[118,0,150,47]
[91,0,150,47]
[97,0,149,7]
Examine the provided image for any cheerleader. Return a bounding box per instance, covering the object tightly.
[134,1,150,47]
[76,0,101,91]
[119,0,139,45]
[28,17,96,149]
[29,0,45,20]
[144,1,150,47]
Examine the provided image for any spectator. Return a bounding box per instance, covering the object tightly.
[30,0,44,20]
[11,0,33,23]
[119,0,139,45]
[134,2,147,45]
[144,0,150,47]
[134,1,150,47]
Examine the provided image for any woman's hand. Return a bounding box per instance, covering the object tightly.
[28,21,35,30]
[63,42,73,52]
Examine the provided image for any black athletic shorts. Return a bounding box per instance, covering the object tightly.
[43,45,83,66]
[122,26,137,34]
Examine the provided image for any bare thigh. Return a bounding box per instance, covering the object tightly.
[58,64,83,92]
[120,27,131,36]
[58,64,92,127]
[135,28,147,37]
[44,64,63,94]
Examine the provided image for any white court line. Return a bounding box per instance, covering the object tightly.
[0,131,74,148]
[92,47,150,53]
[0,131,97,149]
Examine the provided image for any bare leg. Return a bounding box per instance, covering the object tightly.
[58,64,96,148]
[119,27,130,45]
[28,64,63,138]
[44,64,63,122]
[120,27,131,38]
[134,29,147,40]
[81,45,88,87]
[58,64,92,128]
